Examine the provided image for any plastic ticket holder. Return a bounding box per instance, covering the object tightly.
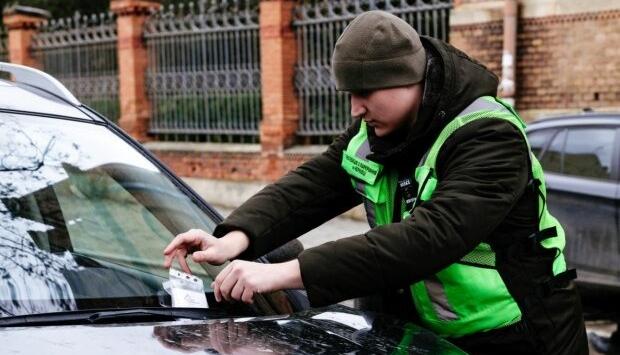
[162,268,209,308]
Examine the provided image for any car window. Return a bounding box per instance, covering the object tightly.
[563,128,615,180]
[527,129,556,159]
[0,113,219,317]
[539,129,565,174]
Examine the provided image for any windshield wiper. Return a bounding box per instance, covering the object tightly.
[0,307,229,327]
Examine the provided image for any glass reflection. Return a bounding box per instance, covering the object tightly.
[0,113,217,317]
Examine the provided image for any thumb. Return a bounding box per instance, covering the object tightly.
[191,248,226,265]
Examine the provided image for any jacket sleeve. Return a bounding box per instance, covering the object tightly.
[213,121,363,260]
[298,119,531,306]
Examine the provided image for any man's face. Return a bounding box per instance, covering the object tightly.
[350,83,424,137]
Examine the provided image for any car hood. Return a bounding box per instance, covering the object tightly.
[0,305,465,354]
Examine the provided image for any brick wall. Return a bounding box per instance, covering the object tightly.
[451,5,620,120]
[152,150,314,182]
[450,21,504,80]
[517,11,620,112]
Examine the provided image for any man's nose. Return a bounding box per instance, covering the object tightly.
[350,95,367,118]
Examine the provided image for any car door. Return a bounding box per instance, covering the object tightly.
[537,125,620,288]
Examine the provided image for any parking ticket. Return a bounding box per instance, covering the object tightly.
[163,268,209,308]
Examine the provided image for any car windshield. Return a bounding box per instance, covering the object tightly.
[0,112,219,318]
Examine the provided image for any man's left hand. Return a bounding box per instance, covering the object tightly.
[211,259,303,304]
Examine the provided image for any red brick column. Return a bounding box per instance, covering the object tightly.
[111,0,160,142]
[2,6,49,67]
[259,0,299,157]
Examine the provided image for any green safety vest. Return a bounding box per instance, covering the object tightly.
[341,96,567,338]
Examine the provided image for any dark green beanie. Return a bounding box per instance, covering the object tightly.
[331,10,426,92]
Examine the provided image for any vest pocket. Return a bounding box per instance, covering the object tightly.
[411,263,522,338]
[351,179,388,204]
[351,175,394,227]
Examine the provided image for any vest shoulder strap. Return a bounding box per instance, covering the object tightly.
[423,96,528,170]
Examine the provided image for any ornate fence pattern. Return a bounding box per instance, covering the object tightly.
[0,27,8,63]
[293,0,452,139]
[144,0,261,142]
[31,12,119,122]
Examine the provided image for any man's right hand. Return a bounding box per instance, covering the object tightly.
[163,229,250,274]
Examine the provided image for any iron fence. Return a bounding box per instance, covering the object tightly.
[31,12,120,122]
[144,0,261,142]
[293,0,452,140]
[0,27,7,63]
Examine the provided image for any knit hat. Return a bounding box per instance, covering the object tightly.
[331,10,426,91]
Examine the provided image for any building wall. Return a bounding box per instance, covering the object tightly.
[517,11,620,114]
[450,20,504,81]
[450,0,620,120]
[146,143,315,182]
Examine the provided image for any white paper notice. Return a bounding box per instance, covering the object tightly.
[165,268,209,308]
[311,312,371,330]
[170,288,208,308]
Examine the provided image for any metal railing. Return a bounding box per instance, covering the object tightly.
[293,0,452,139]
[31,12,120,122]
[144,0,261,142]
[0,27,8,63]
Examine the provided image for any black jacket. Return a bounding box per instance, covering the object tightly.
[214,37,587,354]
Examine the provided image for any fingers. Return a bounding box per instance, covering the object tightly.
[215,277,255,304]
[191,249,224,265]
[163,253,175,269]
[218,268,240,302]
[163,229,204,256]
[164,229,210,271]
[176,250,192,274]
[213,264,234,302]
[211,261,262,305]
[241,288,254,304]
[230,279,245,301]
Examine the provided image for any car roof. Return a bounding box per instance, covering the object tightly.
[527,112,620,131]
[0,62,94,121]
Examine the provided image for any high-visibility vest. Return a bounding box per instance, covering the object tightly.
[341,96,567,337]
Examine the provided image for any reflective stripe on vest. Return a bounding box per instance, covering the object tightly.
[341,96,568,337]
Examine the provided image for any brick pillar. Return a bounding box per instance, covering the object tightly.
[110,0,160,142]
[259,0,299,156]
[2,6,49,67]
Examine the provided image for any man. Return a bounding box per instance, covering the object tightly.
[164,10,587,354]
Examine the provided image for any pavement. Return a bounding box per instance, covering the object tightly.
[214,205,370,250]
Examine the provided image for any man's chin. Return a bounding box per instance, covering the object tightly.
[373,128,390,137]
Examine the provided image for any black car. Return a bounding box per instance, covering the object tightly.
[0,62,466,354]
[526,112,620,319]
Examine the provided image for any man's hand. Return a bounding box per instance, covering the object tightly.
[211,259,304,304]
[163,229,250,273]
